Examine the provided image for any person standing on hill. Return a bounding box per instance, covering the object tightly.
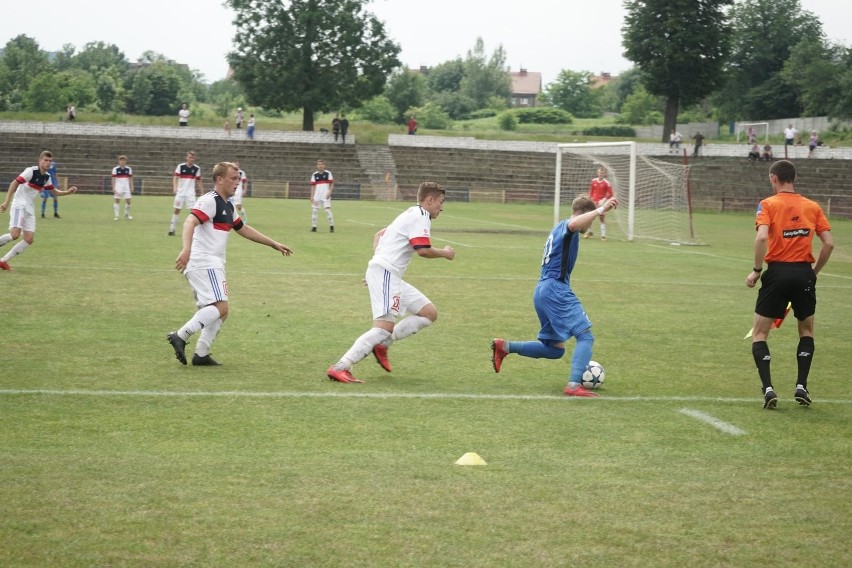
[340,114,349,143]
[168,151,203,236]
[178,103,190,127]
[408,115,417,135]
[745,159,833,410]
[692,131,705,156]
[167,161,293,366]
[235,107,244,129]
[246,114,256,139]
[332,114,341,142]
[326,182,454,383]
[309,159,335,232]
[585,166,614,240]
[0,150,78,271]
[111,155,134,220]
[491,194,619,397]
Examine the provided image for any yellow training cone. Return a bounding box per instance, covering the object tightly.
[455,452,487,466]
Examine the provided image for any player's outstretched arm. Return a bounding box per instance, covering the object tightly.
[236,224,293,256]
[416,245,454,260]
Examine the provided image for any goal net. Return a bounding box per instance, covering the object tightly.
[554,142,703,245]
[736,122,769,144]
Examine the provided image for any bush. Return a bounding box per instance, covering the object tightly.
[512,107,574,124]
[352,96,396,124]
[497,112,517,131]
[416,102,452,130]
[581,126,637,137]
[469,109,497,119]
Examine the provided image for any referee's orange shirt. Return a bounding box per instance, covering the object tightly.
[755,192,830,263]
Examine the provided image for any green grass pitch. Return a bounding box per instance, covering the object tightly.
[1,195,850,567]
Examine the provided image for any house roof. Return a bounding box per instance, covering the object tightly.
[510,70,542,95]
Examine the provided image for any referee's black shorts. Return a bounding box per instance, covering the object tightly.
[755,262,816,320]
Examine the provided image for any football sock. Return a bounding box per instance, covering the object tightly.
[569,332,594,384]
[390,315,432,343]
[311,207,319,227]
[0,233,12,247]
[3,240,30,261]
[600,223,607,238]
[796,336,814,388]
[114,204,120,217]
[195,317,223,357]
[125,204,131,216]
[178,305,222,341]
[338,327,391,368]
[509,340,564,360]
[752,341,773,391]
[170,214,180,232]
[325,208,335,226]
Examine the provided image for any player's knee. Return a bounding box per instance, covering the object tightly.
[417,303,438,322]
[215,302,229,320]
[576,329,594,344]
[23,234,34,245]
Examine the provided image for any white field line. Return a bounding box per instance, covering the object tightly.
[1,389,851,405]
[679,408,747,435]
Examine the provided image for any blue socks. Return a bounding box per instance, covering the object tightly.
[508,340,565,360]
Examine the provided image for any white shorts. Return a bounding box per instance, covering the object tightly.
[114,189,132,200]
[185,268,229,308]
[365,263,430,321]
[8,206,35,232]
[312,188,332,208]
[231,187,244,206]
[173,193,196,210]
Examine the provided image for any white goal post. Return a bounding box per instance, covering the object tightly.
[554,141,702,245]
[736,122,769,143]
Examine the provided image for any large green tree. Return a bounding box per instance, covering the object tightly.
[543,70,602,118]
[782,39,852,119]
[385,69,426,123]
[227,0,401,131]
[622,0,732,141]
[460,38,511,109]
[0,35,51,110]
[716,0,822,120]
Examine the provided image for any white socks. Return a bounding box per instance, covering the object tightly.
[1,240,30,262]
[387,315,432,344]
[338,327,392,369]
[0,233,13,247]
[195,317,223,356]
[178,305,222,341]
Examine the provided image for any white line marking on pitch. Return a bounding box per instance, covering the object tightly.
[679,408,747,435]
[0,389,850,406]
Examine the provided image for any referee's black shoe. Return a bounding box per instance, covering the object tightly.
[794,385,812,406]
[763,388,778,410]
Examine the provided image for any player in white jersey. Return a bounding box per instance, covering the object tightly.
[111,155,133,220]
[167,162,293,366]
[0,150,77,271]
[168,151,203,236]
[309,159,335,232]
[327,182,455,383]
[231,161,248,223]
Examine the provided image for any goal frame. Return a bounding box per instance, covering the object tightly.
[736,122,769,144]
[555,141,637,241]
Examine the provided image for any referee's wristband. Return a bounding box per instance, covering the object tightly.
[752,267,763,273]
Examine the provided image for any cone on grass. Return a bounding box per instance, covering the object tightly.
[454,452,487,466]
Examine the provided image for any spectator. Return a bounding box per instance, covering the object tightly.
[808,131,819,158]
[332,114,341,142]
[340,114,349,143]
[408,115,417,135]
[235,107,244,129]
[762,144,773,162]
[784,124,797,146]
[66,104,76,122]
[669,129,682,153]
[747,125,757,145]
[795,135,803,146]
[224,120,231,136]
[246,114,256,139]
[178,103,190,127]
[748,143,761,162]
[692,131,705,157]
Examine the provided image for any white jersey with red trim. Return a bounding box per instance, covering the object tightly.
[174,162,201,197]
[12,166,54,212]
[112,166,133,194]
[310,170,333,201]
[369,205,432,277]
[185,191,244,272]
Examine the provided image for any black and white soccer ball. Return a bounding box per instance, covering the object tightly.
[582,360,605,389]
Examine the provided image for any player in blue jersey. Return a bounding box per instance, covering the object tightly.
[41,160,60,218]
[491,194,619,396]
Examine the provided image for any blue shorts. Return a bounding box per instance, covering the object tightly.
[533,278,592,343]
[40,189,52,199]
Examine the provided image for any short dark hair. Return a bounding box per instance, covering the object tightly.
[769,160,796,184]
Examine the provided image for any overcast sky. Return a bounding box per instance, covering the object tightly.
[3,0,850,86]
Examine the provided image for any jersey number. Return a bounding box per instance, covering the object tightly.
[541,235,554,266]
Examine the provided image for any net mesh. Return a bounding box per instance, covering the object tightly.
[557,145,703,245]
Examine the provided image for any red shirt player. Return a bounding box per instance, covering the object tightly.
[586,167,614,240]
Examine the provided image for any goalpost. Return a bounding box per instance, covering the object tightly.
[736,122,769,143]
[554,141,702,245]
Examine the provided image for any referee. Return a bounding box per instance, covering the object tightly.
[745,160,834,409]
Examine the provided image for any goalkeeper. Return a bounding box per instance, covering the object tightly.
[585,167,613,240]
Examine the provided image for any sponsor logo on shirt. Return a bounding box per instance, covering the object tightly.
[782,228,810,238]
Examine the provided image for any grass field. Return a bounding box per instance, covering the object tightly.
[1,195,850,567]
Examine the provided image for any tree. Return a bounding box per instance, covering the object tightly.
[25,69,97,113]
[0,35,51,109]
[425,59,464,94]
[717,0,824,120]
[459,38,511,109]
[623,0,732,141]
[385,69,426,123]
[783,39,852,119]
[543,70,602,118]
[227,0,401,131]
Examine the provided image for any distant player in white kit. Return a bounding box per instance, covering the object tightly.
[310,159,334,232]
[231,161,248,223]
[167,161,293,366]
[168,151,203,236]
[327,181,455,383]
[112,155,133,220]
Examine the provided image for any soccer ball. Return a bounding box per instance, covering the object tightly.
[582,361,605,389]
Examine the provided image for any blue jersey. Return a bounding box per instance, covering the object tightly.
[540,219,580,284]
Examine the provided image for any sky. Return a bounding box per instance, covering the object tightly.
[3,0,851,87]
